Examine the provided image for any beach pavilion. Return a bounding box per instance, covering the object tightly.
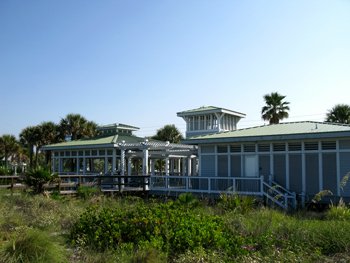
[42,123,197,181]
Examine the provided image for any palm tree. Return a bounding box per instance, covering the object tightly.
[38,122,60,165]
[325,104,350,124]
[261,92,290,124]
[152,124,184,143]
[20,126,41,168]
[59,114,98,140]
[0,134,19,168]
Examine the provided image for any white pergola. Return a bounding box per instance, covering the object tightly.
[48,139,198,177]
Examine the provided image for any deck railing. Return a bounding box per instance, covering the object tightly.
[150,175,264,195]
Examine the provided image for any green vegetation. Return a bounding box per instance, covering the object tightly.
[24,166,58,194]
[1,190,350,262]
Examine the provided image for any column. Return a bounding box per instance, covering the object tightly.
[120,149,126,175]
[112,149,116,174]
[143,148,149,190]
[76,157,79,174]
[150,159,155,176]
[187,157,192,176]
[165,157,170,176]
[127,157,132,176]
[182,158,186,176]
[142,148,149,175]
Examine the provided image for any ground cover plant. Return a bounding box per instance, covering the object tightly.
[1,190,350,262]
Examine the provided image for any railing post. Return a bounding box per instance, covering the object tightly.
[300,192,305,208]
[185,176,188,191]
[260,176,264,196]
[232,178,236,193]
[118,176,122,192]
[208,178,211,194]
[292,192,297,209]
[284,194,288,211]
[268,174,273,185]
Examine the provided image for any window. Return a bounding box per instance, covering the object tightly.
[258,144,270,152]
[305,142,318,151]
[288,143,301,151]
[230,145,241,153]
[217,146,228,153]
[273,143,285,152]
[243,144,255,153]
[322,141,336,150]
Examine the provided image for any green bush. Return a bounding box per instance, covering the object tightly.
[0,166,10,175]
[77,186,100,200]
[218,193,255,213]
[0,228,67,263]
[326,199,350,221]
[70,201,238,255]
[24,167,58,194]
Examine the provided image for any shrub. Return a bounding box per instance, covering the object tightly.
[326,199,350,221]
[0,166,10,175]
[218,193,255,213]
[24,167,58,194]
[77,186,100,200]
[0,228,67,263]
[70,201,237,255]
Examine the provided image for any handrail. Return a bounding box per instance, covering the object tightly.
[270,180,294,196]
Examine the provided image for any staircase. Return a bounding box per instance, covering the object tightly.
[262,176,297,210]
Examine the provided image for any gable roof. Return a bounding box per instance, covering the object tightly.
[177,106,246,118]
[184,121,350,144]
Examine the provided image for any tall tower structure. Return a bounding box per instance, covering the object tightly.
[177,106,246,138]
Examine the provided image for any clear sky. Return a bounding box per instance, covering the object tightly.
[1,0,349,138]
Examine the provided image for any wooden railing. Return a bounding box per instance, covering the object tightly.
[0,174,296,210]
[150,175,264,196]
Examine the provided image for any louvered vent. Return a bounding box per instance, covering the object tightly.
[322,141,336,150]
[273,143,286,152]
[288,143,302,151]
[230,145,241,153]
[305,142,318,151]
[244,144,255,152]
[258,144,270,152]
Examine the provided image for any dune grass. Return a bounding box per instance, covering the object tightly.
[0,190,350,262]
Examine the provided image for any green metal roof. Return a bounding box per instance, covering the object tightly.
[177,106,246,117]
[97,123,139,131]
[184,121,350,143]
[42,134,145,150]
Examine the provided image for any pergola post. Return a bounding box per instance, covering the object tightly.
[150,159,155,176]
[142,147,149,190]
[83,156,86,175]
[165,157,170,176]
[127,157,132,176]
[112,148,116,174]
[182,157,186,176]
[187,157,192,176]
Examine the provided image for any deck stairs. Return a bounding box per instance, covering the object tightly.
[262,177,297,210]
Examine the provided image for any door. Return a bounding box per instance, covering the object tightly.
[245,155,258,177]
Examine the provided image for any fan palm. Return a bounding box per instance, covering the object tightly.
[152,124,184,143]
[326,104,350,124]
[20,126,41,168]
[59,114,98,140]
[0,134,19,168]
[261,92,290,124]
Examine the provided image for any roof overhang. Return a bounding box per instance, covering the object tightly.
[183,131,350,145]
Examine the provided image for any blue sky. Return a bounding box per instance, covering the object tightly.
[1,0,349,138]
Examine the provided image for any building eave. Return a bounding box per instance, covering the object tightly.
[183,131,350,145]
